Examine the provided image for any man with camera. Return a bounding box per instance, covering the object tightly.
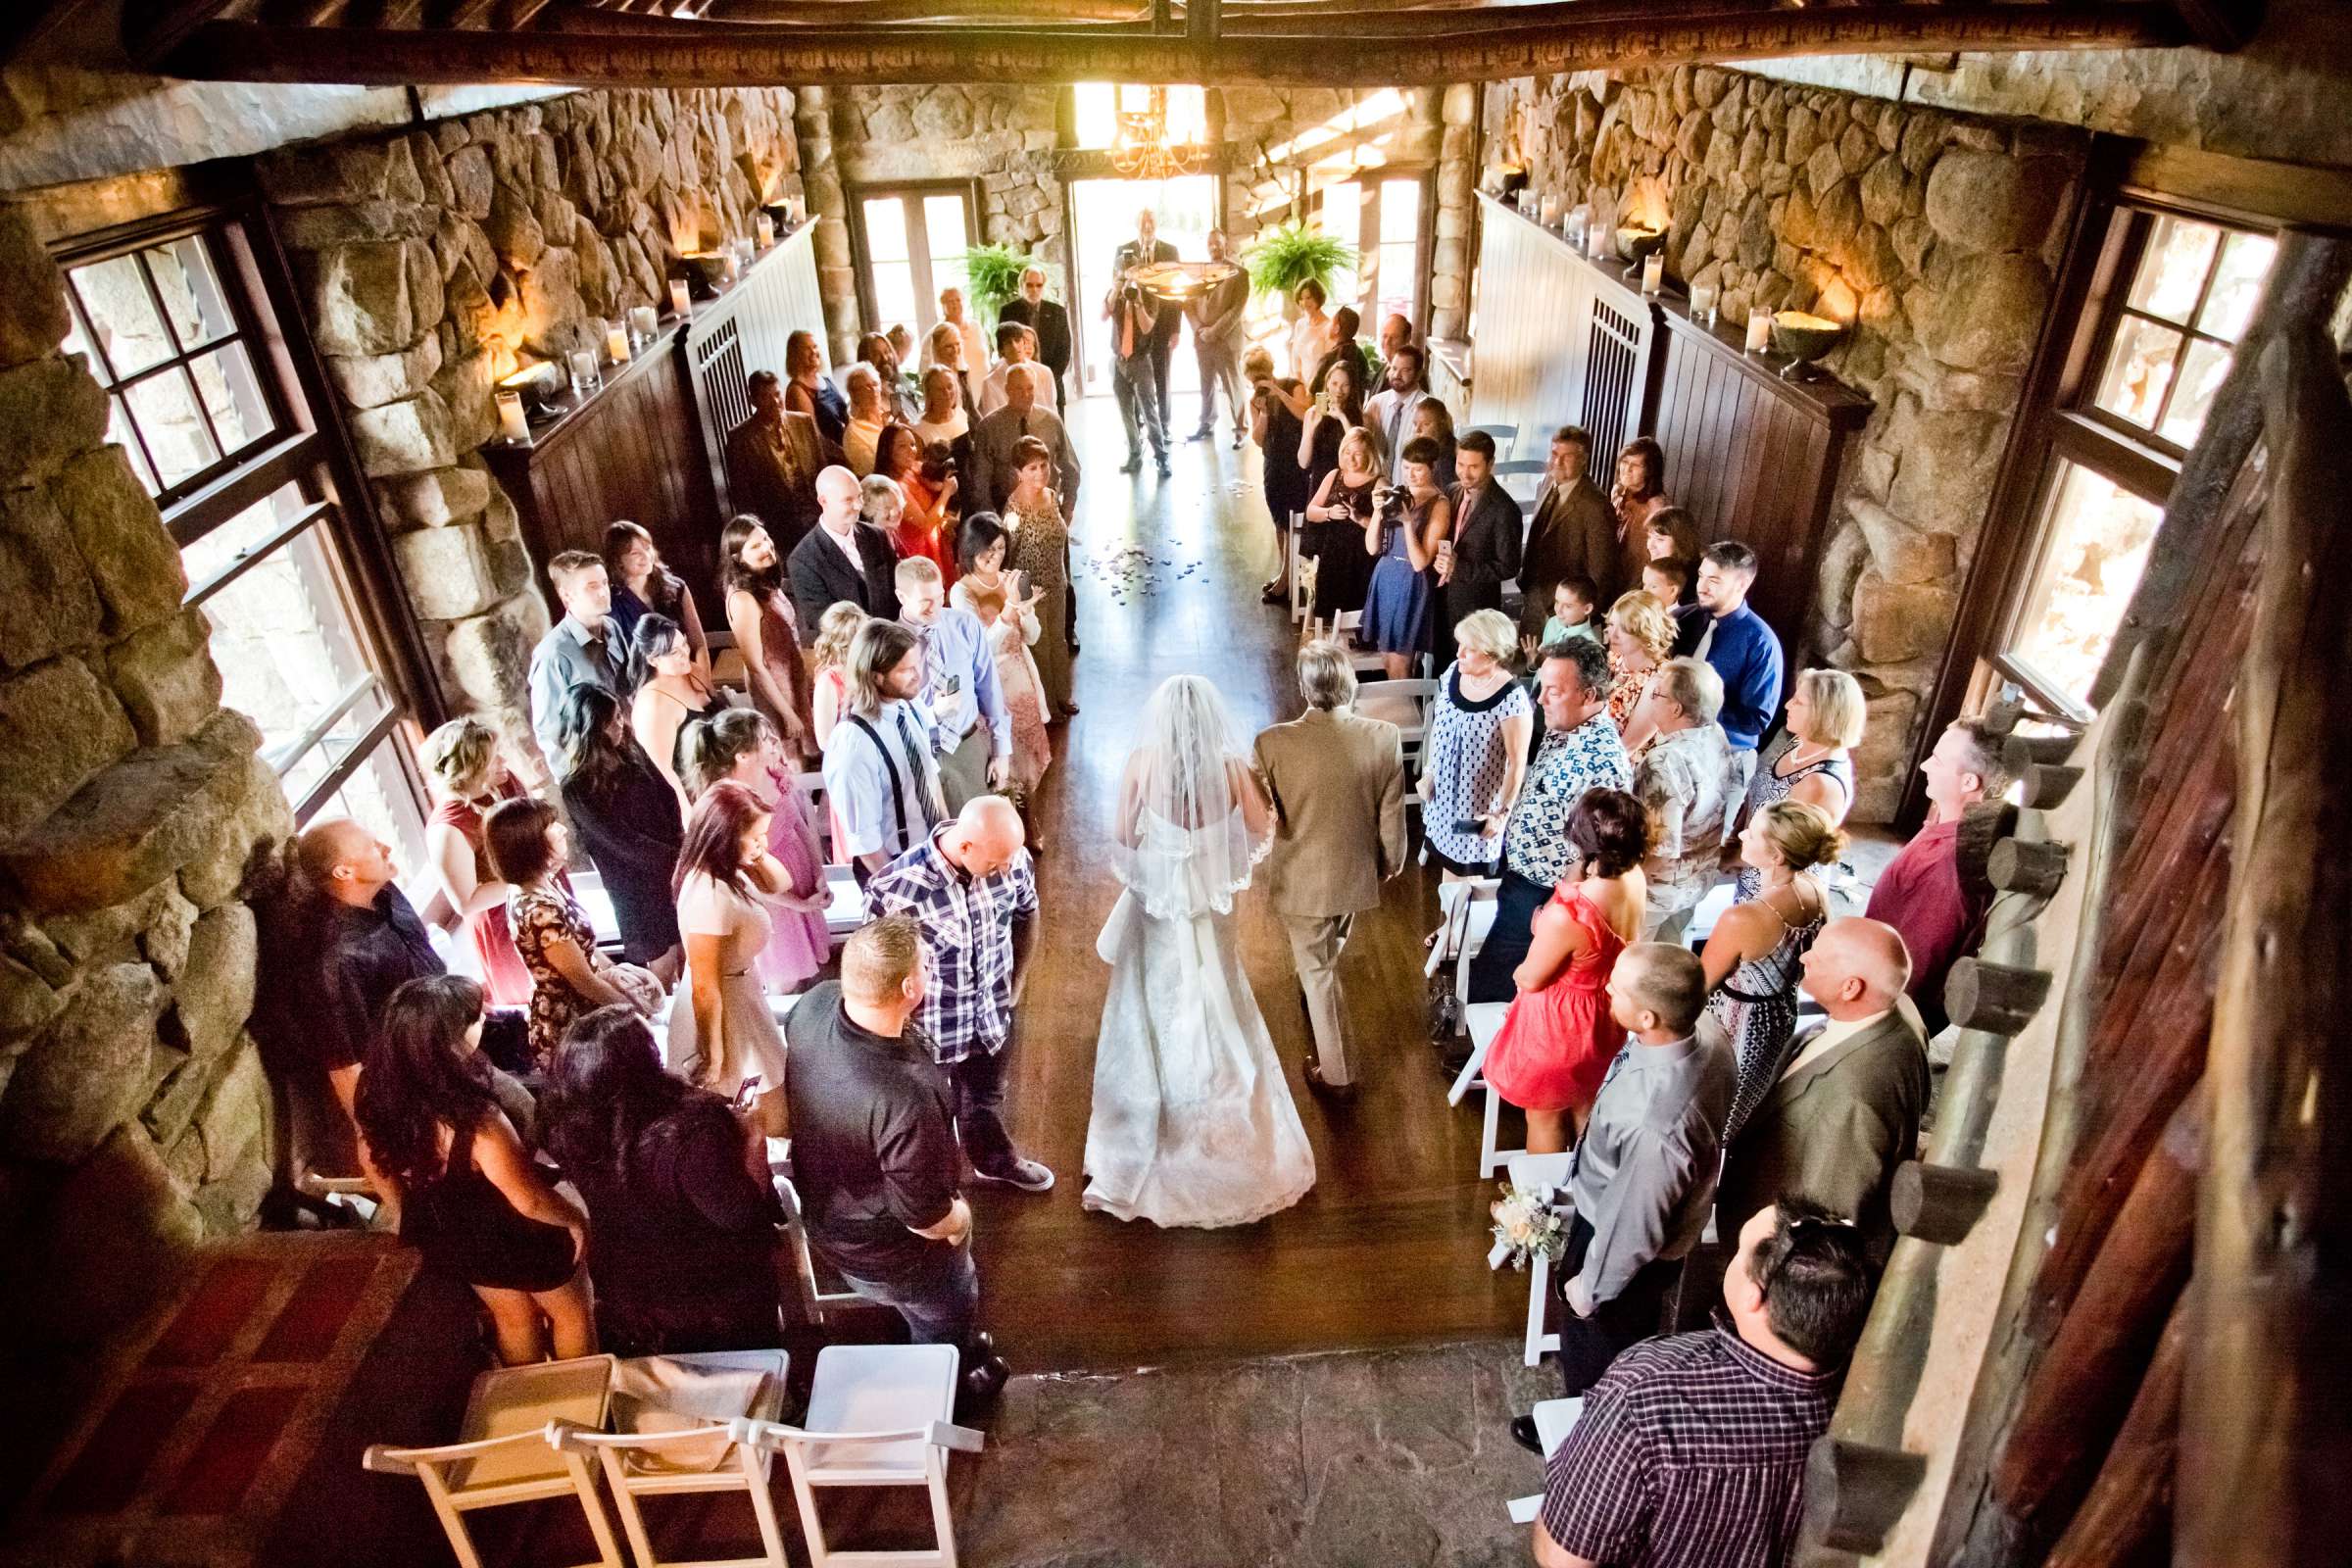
[1111,208,1181,422]
[1104,270,1169,476]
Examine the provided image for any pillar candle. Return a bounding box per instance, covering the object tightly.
[606,321,631,364]
[1641,254,1665,295]
[495,389,529,443]
[1745,310,1773,354]
[757,213,775,249]
[669,277,691,317]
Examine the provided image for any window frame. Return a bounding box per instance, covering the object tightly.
[53,203,438,839]
[1314,168,1434,339]
[844,179,986,342]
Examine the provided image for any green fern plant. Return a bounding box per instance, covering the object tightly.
[1243,221,1357,303]
[961,243,1036,331]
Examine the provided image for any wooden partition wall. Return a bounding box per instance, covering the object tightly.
[483,221,825,613]
[1470,193,1871,649]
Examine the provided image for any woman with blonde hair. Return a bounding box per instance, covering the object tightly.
[1732,669,1864,897]
[1601,590,1678,745]
[1298,424,1380,624]
[419,716,534,1006]
[808,601,868,751]
[679,709,831,992]
[1418,610,1535,879]
[1704,799,1848,1138]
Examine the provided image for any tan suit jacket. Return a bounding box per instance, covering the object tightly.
[1252,707,1406,919]
[1713,1008,1930,1265]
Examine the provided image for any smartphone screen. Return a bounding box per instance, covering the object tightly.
[733,1075,763,1109]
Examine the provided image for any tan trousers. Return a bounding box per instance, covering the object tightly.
[938,724,992,816]
[1280,910,1357,1086]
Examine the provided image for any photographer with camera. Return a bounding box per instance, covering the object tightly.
[1359,435,1453,679]
[1104,270,1168,476]
[1248,346,1309,604]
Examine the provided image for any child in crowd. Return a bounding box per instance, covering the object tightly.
[1643,556,1692,607]
[1541,576,1602,650]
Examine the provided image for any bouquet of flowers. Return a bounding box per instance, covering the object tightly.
[1489,1178,1573,1272]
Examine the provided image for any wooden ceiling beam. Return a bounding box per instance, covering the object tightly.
[2166,0,2264,50]
[1222,0,1776,39]
[155,3,2196,88]
[119,0,242,69]
[702,0,1152,24]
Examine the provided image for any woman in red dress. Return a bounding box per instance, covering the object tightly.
[877,423,957,585]
[1481,787,1651,1152]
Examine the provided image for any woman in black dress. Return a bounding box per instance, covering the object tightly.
[354,974,594,1365]
[1249,346,1310,605]
[1298,424,1381,626]
[552,683,684,977]
[544,1006,788,1353]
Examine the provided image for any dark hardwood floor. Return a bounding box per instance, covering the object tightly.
[968,399,1520,1373]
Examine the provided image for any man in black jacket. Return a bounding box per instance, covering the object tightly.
[1440,428,1523,629]
[788,466,901,639]
[1111,209,1181,416]
[997,265,1072,414]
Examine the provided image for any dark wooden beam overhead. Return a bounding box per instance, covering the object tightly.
[2166,0,2264,50]
[698,0,1152,24]
[153,2,2198,88]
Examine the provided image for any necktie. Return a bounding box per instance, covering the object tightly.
[1695,617,1717,662]
[895,706,943,830]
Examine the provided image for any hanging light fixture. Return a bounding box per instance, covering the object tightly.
[1110,87,1200,181]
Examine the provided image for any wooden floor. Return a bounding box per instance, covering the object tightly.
[968,399,1520,1373]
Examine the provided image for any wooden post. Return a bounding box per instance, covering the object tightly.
[2019,762,2083,809]
[1805,1438,1928,1554]
[2043,1294,2188,1568]
[1891,1161,2000,1246]
[2180,304,2352,1562]
[1988,837,2071,898]
[1944,958,2052,1036]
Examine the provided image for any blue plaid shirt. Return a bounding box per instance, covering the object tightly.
[866,828,1039,1064]
[1502,711,1634,885]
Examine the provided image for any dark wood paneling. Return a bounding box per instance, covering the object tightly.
[1470,191,1871,661]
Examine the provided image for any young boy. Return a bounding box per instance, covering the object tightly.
[1540,575,1602,650]
[1643,556,1692,607]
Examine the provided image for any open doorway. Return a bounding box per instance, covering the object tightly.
[1068,174,1222,402]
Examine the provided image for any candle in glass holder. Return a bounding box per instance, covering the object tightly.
[669,277,692,317]
[629,305,658,346]
[1540,192,1563,227]
[757,213,775,249]
[1586,221,1608,261]
[1641,254,1665,295]
[1744,308,1773,354]
[720,249,741,284]
[1690,281,1719,326]
[1565,205,1591,251]
[605,318,631,365]
[787,195,806,225]
[495,388,529,443]
[567,348,600,399]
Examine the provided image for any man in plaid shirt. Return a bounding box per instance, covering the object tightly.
[1534,1197,1874,1568]
[867,796,1054,1192]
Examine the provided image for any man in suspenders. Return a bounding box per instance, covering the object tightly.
[821,618,948,882]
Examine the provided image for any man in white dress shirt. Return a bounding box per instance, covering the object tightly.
[821,617,948,880]
[896,556,1011,813]
[1363,344,1433,483]
[976,321,1040,418]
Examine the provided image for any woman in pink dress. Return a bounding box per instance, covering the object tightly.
[719,515,815,766]
[680,707,831,992]
[420,717,538,1006]
[807,601,867,863]
[1481,788,1650,1152]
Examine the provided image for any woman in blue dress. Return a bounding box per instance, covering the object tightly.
[1359,434,1452,679]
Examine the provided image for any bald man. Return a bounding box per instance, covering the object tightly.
[787,464,901,636]
[866,797,1054,1192]
[1713,917,1930,1266]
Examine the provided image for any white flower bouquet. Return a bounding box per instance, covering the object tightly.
[1489,1178,1573,1271]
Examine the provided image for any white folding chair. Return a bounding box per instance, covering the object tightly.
[1449,1002,1523,1178]
[1500,1152,1577,1365]
[1287,512,1312,624]
[363,1354,624,1568]
[765,1140,867,1324]
[1463,422,1521,460]
[1353,676,1438,777]
[553,1351,793,1568]
[754,1344,982,1568]
[1322,609,1390,679]
[1503,1397,1586,1524]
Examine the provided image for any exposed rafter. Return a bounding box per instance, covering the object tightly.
[145,2,2201,89]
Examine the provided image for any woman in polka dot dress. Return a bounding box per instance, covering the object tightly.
[1417,610,1536,878]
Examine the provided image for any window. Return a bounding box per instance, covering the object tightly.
[1995,205,2277,709]
[850,184,979,340]
[1073,83,1208,151]
[1320,173,1429,333]
[62,219,429,869]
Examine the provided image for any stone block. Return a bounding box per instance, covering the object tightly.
[0,354,110,482]
[178,750,293,911]
[1918,250,2049,375]
[171,905,258,1064]
[486,180,547,271]
[0,960,165,1162]
[53,446,183,638]
[0,951,65,1047]
[304,240,424,357]
[1849,497,1960,586]
[442,590,549,713]
[0,209,73,369]
[447,142,495,220]
[259,141,391,208]
[274,200,432,252]
[1858,155,1907,228]
[1805,141,1844,200]
[1892,216,1935,275]
[42,877,193,974]
[9,1123,205,1348]
[0,485,104,672]
[432,346,500,455]
[1926,150,2072,255]
[349,389,458,477]
[1443,81,1478,125]
[1784,103,1820,166]
[1851,567,1957,664]
[517,247,590,359]
[394,522,503,621]
[1838,122,1877,175]
[106,609,221,750]
[375,465,494,530]
[324,332,443,410]
[0,657,136,845]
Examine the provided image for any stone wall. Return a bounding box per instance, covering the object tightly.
[1488,66,2086,820]
[0,209,290,1349]
[258,88,805,769]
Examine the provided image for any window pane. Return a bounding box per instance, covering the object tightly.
[2197,230,2277,342]
[870,261,919,336]
[1376,241,1417,330]
[106,396,160,495]
[200,510,380,771]
[182,480,309,589]
[123,367,222,489]
[1166,85,1206,145]
[2126,215,2220,323]
[146,237,238,350]
[2159,337,2233,448]
[308,733,430,880]
[1073,83,1116,150]
[1379,177,1422,244]
[861,197,910,264]
[72,254,176,378]
[1325,182,1361,313]
[188,342,273,456]
[278,679,394,807]
[2008,462,2166,704]
[2091,315,2180,429]
[923,195,969,261]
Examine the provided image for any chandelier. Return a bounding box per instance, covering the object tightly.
[1111,87,1200,180]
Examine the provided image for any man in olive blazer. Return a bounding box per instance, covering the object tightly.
[1520,424,1620,636]
[1252,641,1407,1098]
[1714,917,1930,1266]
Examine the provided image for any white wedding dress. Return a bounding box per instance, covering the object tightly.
[1082,803,1318,1228]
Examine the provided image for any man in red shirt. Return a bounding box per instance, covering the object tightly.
[1864,717,2012,1035]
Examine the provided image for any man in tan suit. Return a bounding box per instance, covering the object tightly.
[725,369,842,557]
[1713,916,1931,1266]
[1252,640,1407,1100]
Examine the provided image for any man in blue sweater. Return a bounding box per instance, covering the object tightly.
[1674,541,1784,801]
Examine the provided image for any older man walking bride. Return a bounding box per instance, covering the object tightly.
[1081,675,1317,1228]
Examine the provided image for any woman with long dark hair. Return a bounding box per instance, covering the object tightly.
[680,709,831,992]
[627,612,716,812]
[486,797,662,1069]
[1297,356,1368,507]
[604,520,709,674]
[543,1006,785,1353]
[664,781,794,1125]
[876,423,955,582]
[552,682,684,977]
[720,515,815,764]
[355,974,594,1364]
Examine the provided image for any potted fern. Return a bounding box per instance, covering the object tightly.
[1243,221,1357,318]
[961,243,1036,333]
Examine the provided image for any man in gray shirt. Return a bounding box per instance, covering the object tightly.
[1520,941,1734,1438]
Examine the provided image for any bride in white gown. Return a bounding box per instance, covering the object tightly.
[1082,676,1318,1228]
